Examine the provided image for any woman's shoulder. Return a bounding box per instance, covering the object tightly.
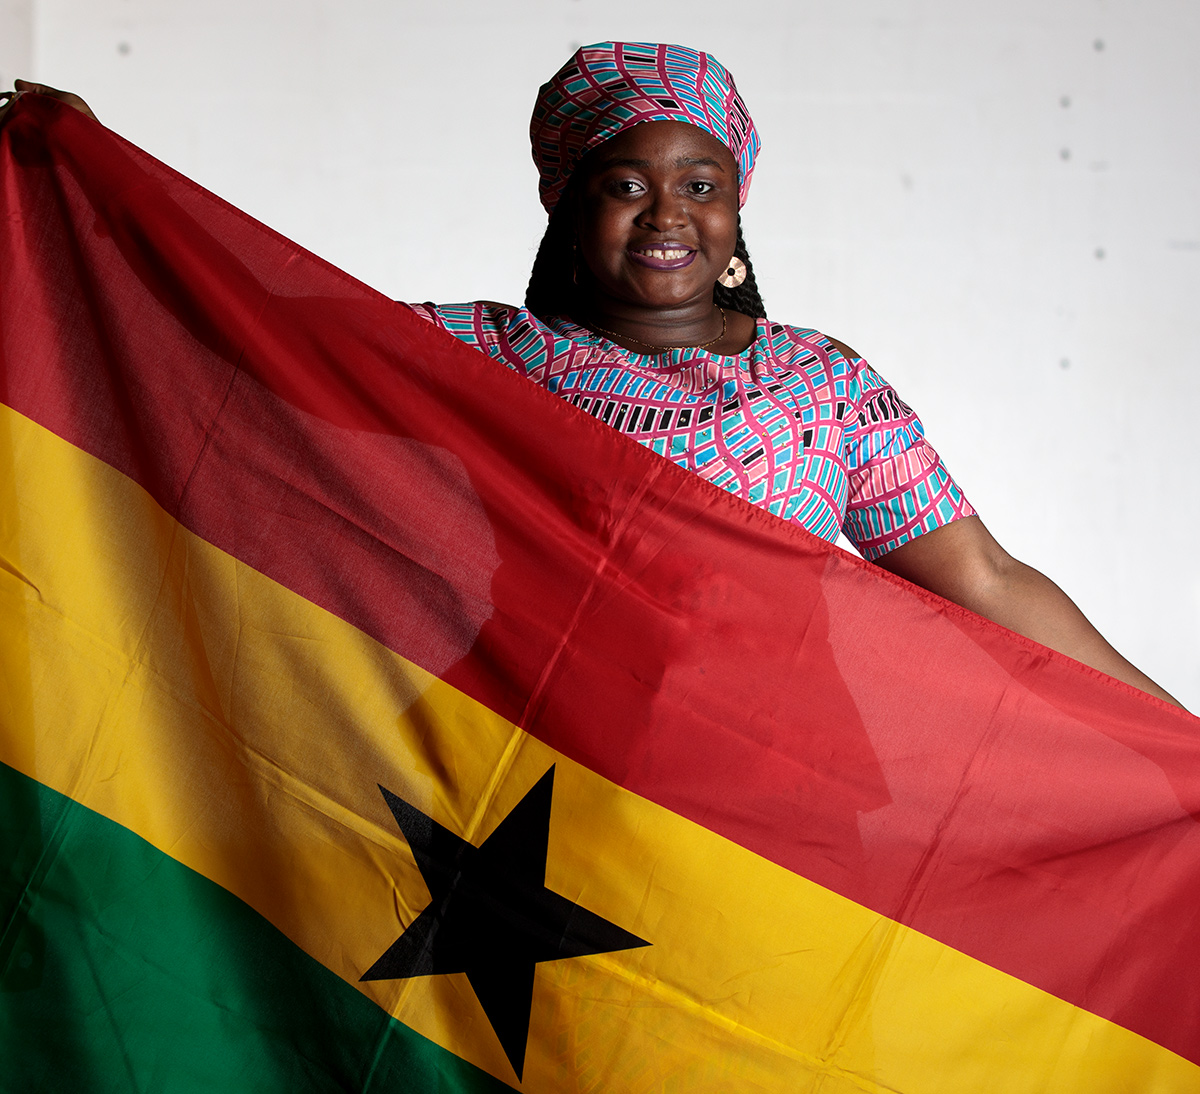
[404,300,528,349]
[756,322,872,386]
[406,299,519,326]
[758,321,864,363]
[755,324,906,419]
[403,301,587,379]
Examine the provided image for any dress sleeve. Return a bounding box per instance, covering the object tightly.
[838,351,976,561]
[400,301,497,352]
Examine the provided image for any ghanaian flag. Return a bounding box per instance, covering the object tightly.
[2,95,1198,1093]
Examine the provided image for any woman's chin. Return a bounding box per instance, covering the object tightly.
[609,280,713,313]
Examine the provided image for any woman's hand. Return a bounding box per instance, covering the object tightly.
[0,80,98,126]
[874,515,1185,708]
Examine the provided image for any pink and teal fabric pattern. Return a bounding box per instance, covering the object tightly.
[408,302,975,560]
[530,41,761,214]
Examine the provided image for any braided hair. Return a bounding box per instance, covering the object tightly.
[713,221,765,318]
[524,182,767,325]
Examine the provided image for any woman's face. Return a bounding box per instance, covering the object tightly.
[574,120,740,314]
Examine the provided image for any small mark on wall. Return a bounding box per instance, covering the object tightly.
[1060,358,1071,370]
[117,41,131,56]
[1094,247,1106,260]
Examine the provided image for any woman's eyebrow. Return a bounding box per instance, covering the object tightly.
[598,157,652,169]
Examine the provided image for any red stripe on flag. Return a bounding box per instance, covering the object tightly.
[3,96,1198,1062]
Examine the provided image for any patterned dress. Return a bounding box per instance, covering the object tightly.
[407,302,974,560]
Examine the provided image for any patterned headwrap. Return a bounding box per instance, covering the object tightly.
[530,41,760,215]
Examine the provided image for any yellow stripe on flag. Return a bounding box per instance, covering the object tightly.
[1,402,1195,1092]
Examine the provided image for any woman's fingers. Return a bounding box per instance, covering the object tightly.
[16,80,99,120]
[1,80,98,123]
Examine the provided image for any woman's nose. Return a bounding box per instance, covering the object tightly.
[636,189,688,231]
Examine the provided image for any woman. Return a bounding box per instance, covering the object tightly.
[2,42,1179,706]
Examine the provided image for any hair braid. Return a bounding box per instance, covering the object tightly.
[524,187,579,322]
[712,219,765,319]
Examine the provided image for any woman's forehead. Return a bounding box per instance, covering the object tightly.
[588,121,737,172]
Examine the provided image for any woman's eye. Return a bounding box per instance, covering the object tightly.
[607,179,645,196]
[687,180,715,195]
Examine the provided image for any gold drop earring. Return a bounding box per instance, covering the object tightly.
[717,256,747,288]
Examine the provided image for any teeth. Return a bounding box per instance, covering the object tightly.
[640,248,690,260]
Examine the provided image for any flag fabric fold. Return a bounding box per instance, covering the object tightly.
[2,95,1198,1092]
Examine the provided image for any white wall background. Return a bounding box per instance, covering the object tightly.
[5,0,1198,708]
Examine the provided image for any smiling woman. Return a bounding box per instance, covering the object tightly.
[406,40,1181,707]
[409,44,978,569]
[1,43,1179,707]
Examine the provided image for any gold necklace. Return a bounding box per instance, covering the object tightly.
[587,307,726,354]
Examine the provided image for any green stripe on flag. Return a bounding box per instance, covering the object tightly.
[0,761,512,1093]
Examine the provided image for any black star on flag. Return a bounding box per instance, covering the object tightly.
[362,766,650,1080]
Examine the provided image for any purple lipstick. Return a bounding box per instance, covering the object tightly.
[628,245,696,270]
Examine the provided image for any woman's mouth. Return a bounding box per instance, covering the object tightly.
[628,246,696,270]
